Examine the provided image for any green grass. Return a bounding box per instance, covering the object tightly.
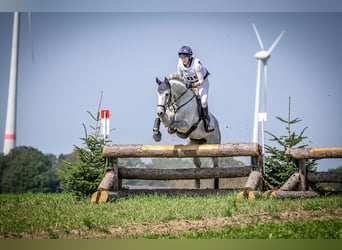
[0,193,341,239]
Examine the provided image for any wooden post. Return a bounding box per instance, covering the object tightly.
[245,171,262,190]
[97,157,119,191]
[112,157,119,191]
[240,155,263,199]
[245,155,263,190]
[298,159,307,191]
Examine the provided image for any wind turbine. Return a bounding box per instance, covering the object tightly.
[252,23,285,146]
[3,12,34,155]
[3,12,20,155]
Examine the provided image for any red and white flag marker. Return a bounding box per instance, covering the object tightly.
[101,110,110,138]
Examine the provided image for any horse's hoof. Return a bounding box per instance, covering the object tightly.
[168,127,177,134]
[153,132,162,142]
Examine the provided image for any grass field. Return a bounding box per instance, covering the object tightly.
[0,193,341,239]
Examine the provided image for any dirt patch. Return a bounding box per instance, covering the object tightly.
[120,208,342,237]
[2,208,341,239]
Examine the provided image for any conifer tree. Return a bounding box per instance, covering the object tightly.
[264,97,316,188]
[58,93,110,197]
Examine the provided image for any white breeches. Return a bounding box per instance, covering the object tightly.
[197,78,209,108]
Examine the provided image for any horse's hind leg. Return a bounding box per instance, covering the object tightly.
[193,157,201,189]
[212,157,219,189]
[189,138,203,189]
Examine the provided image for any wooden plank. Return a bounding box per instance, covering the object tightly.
[103,143,261,158]
[285,147,342,159]
[118,166,251,180]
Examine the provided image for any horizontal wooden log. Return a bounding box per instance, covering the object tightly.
[118,166,251,180]
[103,143,261,158]
[271,190,319,199]
[307,172,342,183]
[285,147,342,159]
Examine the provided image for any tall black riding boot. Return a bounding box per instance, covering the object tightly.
[203,106,214,133]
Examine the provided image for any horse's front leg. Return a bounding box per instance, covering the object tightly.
[169,120,189,132]
[152,118,161,142]
[153,112,172,142]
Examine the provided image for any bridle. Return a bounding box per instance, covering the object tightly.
[158,84,196,114]
[157,79,202,138]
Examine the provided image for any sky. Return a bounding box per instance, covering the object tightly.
[0,2,342,171]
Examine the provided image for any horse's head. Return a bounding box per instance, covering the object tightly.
[156,77,171,117]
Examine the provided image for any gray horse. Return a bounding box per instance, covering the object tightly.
[153,73,221,188]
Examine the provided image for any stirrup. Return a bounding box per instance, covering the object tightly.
[206,124,214,133]
[204,119,214,133]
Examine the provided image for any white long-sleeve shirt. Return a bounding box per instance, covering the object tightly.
[177,57,208,84]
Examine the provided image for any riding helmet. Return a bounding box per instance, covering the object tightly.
[178,45,193,57]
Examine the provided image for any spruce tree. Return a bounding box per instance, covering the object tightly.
[264,97,316,188]
[58,93,111,197]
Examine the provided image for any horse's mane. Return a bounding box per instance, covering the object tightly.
[166,73,185,84]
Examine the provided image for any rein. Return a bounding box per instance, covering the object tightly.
[168,88,195,113]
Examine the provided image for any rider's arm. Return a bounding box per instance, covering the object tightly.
[177,59,183,77]
[192,60,204,87]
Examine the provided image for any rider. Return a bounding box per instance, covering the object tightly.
[177,45,214,133]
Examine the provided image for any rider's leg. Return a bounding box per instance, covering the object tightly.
[198,81,214,133]
[202,105,214,133]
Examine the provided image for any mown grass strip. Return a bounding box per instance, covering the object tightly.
[0,193,341,239]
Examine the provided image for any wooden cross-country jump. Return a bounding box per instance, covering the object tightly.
[266,147,342,199]
[92,143,264,203]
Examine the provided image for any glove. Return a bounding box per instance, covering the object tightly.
[186,82,194,88]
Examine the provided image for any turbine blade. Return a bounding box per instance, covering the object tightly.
[252,23,264,50]
[28,12,35,63]
[267,30,285,55]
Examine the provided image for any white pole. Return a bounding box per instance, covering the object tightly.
[252,60,262,143]
[258,112,267,174]
[101,110,110,139]
[3,12,20,155]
